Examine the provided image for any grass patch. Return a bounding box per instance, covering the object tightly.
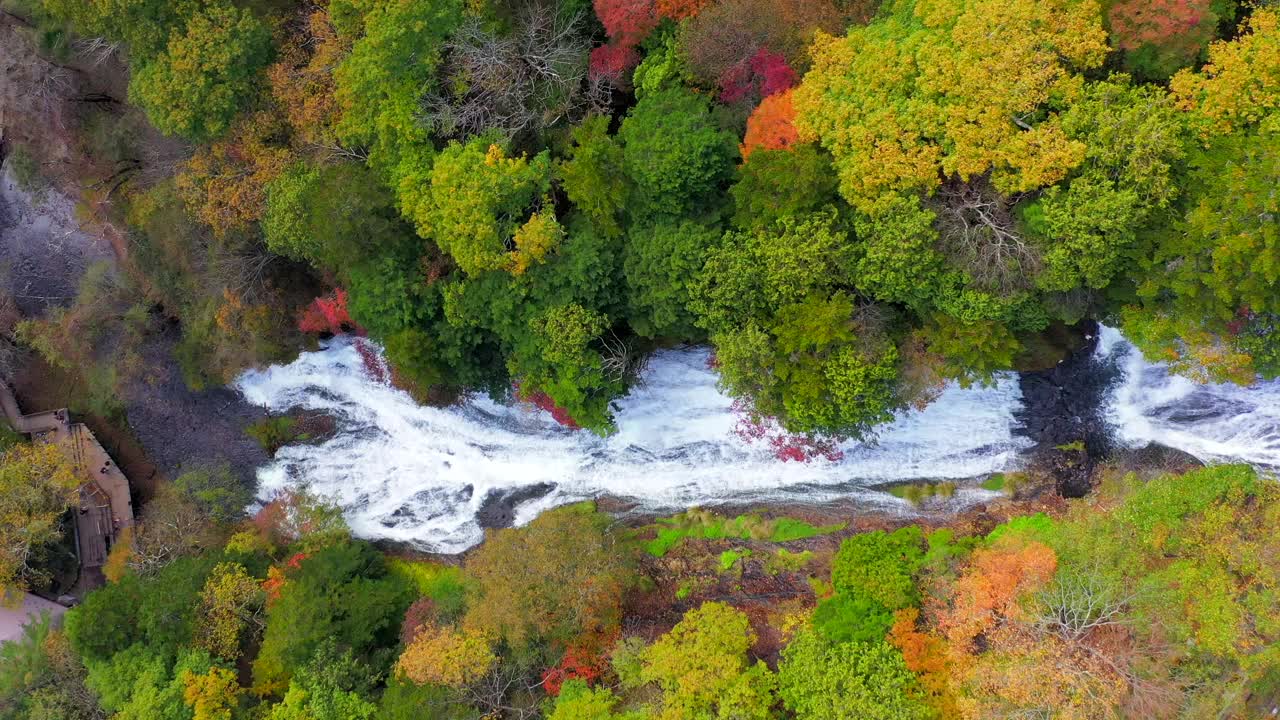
[246,415,305,454]
[718,549,751,572]
[764,548,813,575]
[1055,440,1086,452]
[643,509,844,557]
[981,473,1005,491]
[887,481,958,505]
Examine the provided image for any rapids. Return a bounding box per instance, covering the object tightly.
[234,328,1280,552]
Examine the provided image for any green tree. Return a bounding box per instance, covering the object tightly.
[639,601,777,720]
[253,541,413,694]
[1029,77,1187,292]
[557,116,629,238]
[618,87,737,218]
[711,294,901,437]
[333,0,463,172]
[623,218,721,339]
[815,527,926,644]
[408,139,555,276]
[42,0,201,61]
[729,144,840,231]
[508,303,622,431]
[546,679,643,720]
[128,3,274,142]
[778,631,933,720]
[264,162,414,276]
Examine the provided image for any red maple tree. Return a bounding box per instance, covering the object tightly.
[297,288,357,335]
[720,48,797,104]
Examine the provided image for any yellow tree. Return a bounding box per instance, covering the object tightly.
[463,504,633,651]
[193,562,265,662]
[395,623,495,688]
[793,0,1108,212]
[0,443,79,601]
[175,111,293,238]
[1171,8,1280,137]
[182,666,244,720]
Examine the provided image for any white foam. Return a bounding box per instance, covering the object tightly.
[1099,325,1280,469]
[235,339,1029,552]
[235,329,1280,552]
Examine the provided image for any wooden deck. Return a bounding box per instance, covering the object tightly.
[1,380,134,569]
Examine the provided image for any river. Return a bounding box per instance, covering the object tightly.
[234,326,1280,552]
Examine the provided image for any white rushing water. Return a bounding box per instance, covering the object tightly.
[234,330,1280,552]
[1099,326,1280,469]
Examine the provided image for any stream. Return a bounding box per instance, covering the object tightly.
[234,326,1280,552]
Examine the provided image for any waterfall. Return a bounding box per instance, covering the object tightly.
[1098,326,1280,470]
[234,329,1280,552]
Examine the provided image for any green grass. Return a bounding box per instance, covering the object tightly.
[981,473,1006,491]
[245,416,299,454]
[887,481,958,505]
[1054,440,1086,452]
[764,548,813,575]
[718,549,751,572]
[0,421,25,452]
[643,509,844,557]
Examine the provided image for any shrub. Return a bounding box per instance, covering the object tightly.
[245,416,299,455]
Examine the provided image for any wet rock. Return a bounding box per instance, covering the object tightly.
[1108,443,1204,477]
[1014,320,1121,497]
[476,483,556,529]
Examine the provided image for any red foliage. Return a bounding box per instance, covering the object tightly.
[590,42,641,81]
[594,0,657,47]
[400,597,439,646]
[731,399,844,463]
[1108,0,1208,49]
[354,337,389,384]
[741,88,799,159]
[719,48,797,104]
[262,552,309,606]
[298,288,359,335]
[1225,306,1253,336]
[512,382,581,429]
[541,645,608,696]
[656,0,711,20]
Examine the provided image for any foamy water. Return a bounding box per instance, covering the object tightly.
[236,340,1026,551]
[1099,326,1280,469]
[234,330,1280,552]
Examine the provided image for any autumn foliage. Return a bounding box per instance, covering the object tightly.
[731,400,844,462]
[297,288,355,335]
[594,0,657,47]
[396,623,495,688]
[741,89,799,159]
[1107,0,1216,75]
[541,644,609,696]
[720,49,797,104]
[656,0,711,20]
[935,540,1058,650]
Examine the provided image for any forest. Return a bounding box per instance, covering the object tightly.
[0,0,1279,717]
[3,454,1279,719]
[1,0,1277,440]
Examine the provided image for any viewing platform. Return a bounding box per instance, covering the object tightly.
[0,380,134,569]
